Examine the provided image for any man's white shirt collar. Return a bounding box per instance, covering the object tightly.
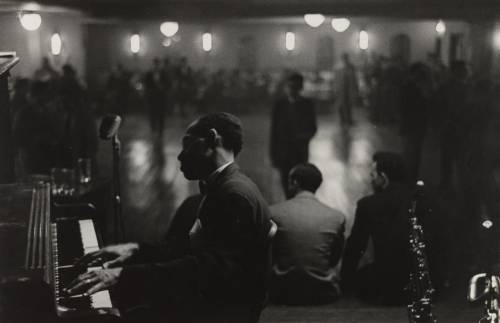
[206,161,233,185]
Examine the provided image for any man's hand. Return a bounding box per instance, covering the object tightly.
[65,268,123,296]
[75,243,139,268]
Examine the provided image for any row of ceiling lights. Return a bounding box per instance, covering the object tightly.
[304,14,351,32]
[16,12,448,56]
[17,11,446,36]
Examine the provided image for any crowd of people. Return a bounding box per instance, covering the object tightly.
[11,57,97,177]
[8,50,500,322]
[270,65,500,301]
[100,56,276,130]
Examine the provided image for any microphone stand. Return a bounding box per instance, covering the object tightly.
[112,134,124,242]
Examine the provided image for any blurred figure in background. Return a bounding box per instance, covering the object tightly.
[33,56,59,83]
[13,81,60,174]
[270,72,317,197]
[160,57,173,116]
[270,163,345,305]
[10,78,30,121]
[144,58,166,136]
[106,63,132,119]
[334,53,359,129]
[57,64,98,169]
[172,57,194,116]
[13,64,97,176]
[399,62,432,183]
[434,60,471,191]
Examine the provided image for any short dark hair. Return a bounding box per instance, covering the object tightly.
[289,163,323,193]
[373,151,406,182]
[188,112,243,156]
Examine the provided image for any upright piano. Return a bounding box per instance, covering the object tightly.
[0,182,121,321]
[0,52,120,321]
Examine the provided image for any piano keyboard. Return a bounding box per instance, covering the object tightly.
[51,219,120,318]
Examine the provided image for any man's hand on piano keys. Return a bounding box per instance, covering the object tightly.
[64,268,123,296]
[75,243,140,268]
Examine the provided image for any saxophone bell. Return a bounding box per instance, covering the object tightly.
[468,273,489,303]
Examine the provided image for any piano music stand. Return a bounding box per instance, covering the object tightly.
[0,52,19,184]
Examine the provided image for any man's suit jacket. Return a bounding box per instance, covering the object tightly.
[270,96,317,170]
[118,164,272,321]
[269,191,345,304]
[340,182,448,298]
[341,183,411,292]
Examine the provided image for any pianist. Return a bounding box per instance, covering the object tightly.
[66,112,273,323]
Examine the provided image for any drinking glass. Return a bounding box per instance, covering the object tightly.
[77,158,92,184]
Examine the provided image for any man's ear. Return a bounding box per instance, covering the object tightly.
[207,128,220,147]
[380,172,389,188]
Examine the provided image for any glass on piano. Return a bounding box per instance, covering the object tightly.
[77,158,92,184]
[51,168,76,197]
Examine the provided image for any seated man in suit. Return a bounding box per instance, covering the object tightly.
[340,151,448,305]
[269,163,346,305]
[66,112,273,323]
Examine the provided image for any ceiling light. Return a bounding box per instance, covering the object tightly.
[331,18,350,32]
[202,33,212,52]
[304,14,325,28]
[359,30,369,50]
[285,32,295,51]
[51,33,62,55]
[130,34,140,54]
[19,12,41,31]
[436,20,446,36]
[160,21,179,37]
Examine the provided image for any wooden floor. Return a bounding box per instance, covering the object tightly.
[261,304,481,323]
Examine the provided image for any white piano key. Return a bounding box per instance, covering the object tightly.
[90,290,113,308]
[78,219,99,251]
[86,267,113,308]
[84,246,99,254]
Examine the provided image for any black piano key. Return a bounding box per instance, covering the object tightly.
[58,266,87,292]
[58,295,92,310]
[57,221,84,266]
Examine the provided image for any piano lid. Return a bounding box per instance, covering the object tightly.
[0,52,20,77]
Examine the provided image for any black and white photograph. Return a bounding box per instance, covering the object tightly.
[1,1,500,322]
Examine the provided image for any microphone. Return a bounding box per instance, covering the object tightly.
[99,114,122,140]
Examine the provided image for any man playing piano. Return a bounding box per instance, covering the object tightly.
[66,112,273,322]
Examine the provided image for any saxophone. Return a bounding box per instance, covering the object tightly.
[468,217,500,323]
[407,181,438,323]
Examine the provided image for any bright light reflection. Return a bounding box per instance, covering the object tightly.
[51,33,62,55]
[130,34,140,54]
[483,220,493,229]
[285,32,295,51]
[202,32,212,52]
[304,14,325,28]
[331,18,350,32]
[436,20,446,36]
[127,140,151,182]
[494,30,500,50]
[359,30,369,50]
[19,12,41,31]
[160,21,179,37]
